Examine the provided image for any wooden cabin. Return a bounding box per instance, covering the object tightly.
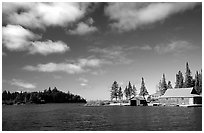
[130,96,147,106]
[159,88,202,106]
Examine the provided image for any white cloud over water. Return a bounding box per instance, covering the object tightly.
[23,57,107,74]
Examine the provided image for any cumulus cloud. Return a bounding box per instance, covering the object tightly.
[154,40,196,55]
[2,25,40,51]
[105,2,199,32]
[23,58,106,74]
[29,40,70,55]
[3,2,90,29]
[24,62,84,74]
[3,24,69,55]
[68,18,97,35]
[10,79,36,89]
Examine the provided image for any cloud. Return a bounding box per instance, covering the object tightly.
[140,45,152,50]
[3,2,90,29]
[2,25,40,51]
[80,83,88,86]
[154,40,196,55]
[3,24,69,55]
[78,58,104,67]
[68,18,97,35]
[23,62,84,74]
[29,40,70,55]
[89,46,133,64]
[10,79,36,89]
[105,2,199,32]
[79,77,88,86]
[79,77,88,83]
[23,57,106,74]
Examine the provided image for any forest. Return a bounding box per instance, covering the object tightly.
[2,87,87,105]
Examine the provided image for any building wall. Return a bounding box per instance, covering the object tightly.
[159,97,190,105]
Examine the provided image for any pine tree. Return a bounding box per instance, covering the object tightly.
[127,81,133,98]
[110,81,119,101]
[124,86,129,100]
[184,62,193,88]
[160,74,168,95]
[132,85,137,97]
[118,87,123,100]
[194,70,202,94]
[139,77,148,97]
[167,81,173,89]
[175,71,184,88]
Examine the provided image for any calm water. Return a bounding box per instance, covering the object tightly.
[2,103,202,131]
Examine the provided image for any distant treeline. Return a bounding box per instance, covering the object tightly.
[2,87,87,105]
[110,62,202,101]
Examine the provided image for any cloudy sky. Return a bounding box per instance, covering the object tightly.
[2,2,202,100]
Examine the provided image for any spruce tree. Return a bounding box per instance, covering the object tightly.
[110,81,119,101]
[194,71,202,94]
[118,86,123,100]
[139,77,148,97]
[124,86,129,100]
[175,71,184,88]
[161,74,168,95]
[132,85,137,97]
[184,62,193,88]
[167,81,173,89]
[127,81,133,98]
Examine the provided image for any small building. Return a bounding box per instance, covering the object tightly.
[130,96,147,106]
[159,88,202,106]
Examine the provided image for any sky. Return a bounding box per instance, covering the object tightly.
[2,2,202,100]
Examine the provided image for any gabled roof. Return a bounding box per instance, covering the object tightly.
[130,96,146,100]
[160,88,201,98]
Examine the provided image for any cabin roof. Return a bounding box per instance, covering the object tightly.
[160,88,201,98]
[130,96,146,100]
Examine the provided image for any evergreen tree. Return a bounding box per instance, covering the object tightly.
[194,71,202,94]
[124,86,129,100]
[139,77,148,97]
[175,71,184,88]
[184,62,193,88]
[167,81,173,89]
[160,74,168,95]
[132,85,137,97]
[127,81,133,98]
[198,70,202,92]
[118,87,123,100]
[110,81,119,101]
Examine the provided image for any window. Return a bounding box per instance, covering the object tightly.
[166,98,168,100]
[181,98,184,100]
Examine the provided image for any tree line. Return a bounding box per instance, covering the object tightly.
[156,62,202,95]
[110,77,149,101]
[2,87,87,105]
[110,62,202,101]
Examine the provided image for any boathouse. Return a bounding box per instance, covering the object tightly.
[130,96,147,106]
[159,88,202,106]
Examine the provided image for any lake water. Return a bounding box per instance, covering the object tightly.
[2,103,202,131]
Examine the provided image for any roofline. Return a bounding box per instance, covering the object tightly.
[160,96,202,98]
